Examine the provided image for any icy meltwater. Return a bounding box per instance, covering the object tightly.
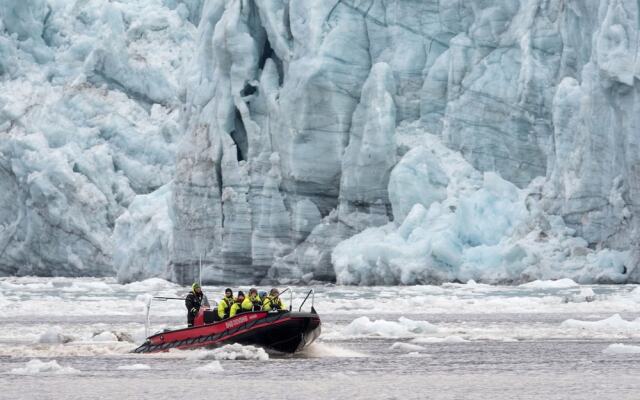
[2,278,640,399]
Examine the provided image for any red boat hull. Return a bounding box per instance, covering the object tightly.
[133,310,321,354]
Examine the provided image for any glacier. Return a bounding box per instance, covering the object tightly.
[171,0,639,284]
[0,0,196,276]
[0,0,639,284]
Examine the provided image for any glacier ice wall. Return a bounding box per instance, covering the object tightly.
[173,0,639,284]
[0,0,196,276]
[1,0,638,283]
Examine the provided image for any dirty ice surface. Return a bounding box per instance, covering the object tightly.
[1,277,640,399]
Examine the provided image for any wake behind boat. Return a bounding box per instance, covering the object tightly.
[133,290,321,354]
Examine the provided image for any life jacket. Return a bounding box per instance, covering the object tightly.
[263,295,283,311]
[186,292,203,312]
[220,296,234,318]
[251,295,262,310]
[230,301,245,317]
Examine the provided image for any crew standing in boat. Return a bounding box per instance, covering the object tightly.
[230,291,246,317]
[242,288,262,311]
[218,288,235,320]
[262,288,287,311]
[185,283,209,327]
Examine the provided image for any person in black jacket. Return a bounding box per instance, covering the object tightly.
[185,283,207,327]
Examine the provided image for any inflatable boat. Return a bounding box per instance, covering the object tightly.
[133,291,320,354]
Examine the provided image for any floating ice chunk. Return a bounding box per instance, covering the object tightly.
[603,344,640,355]
[520,279,579,289]
[563,288,597,304]
[37,326,73,344]
[340,317,438,338]
[65,281,114,293]
[117,364,151,370]
[9,359,79,375]
[123,278,179,292]
[186,344,268,361]
[91,331,119,342]
[390,342,425,352]
[561,314,640,333]
[410,336,469,344]
[579,288,596,299]
[194,361,224,373]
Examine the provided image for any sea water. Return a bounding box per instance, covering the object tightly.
[1,277,640,399]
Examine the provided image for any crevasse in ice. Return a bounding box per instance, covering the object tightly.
[1,0,639,284]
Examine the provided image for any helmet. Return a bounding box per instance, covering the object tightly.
[192,283,201,292]
[259,291,267,298]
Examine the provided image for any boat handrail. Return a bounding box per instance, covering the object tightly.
[298,289,315,312]
[287,286,293,311]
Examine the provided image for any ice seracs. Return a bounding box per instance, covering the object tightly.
[333,128,632,285]
[0,0,195,277]
[169,0,640,285]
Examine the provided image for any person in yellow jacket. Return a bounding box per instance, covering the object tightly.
[242,288,262,311]
[218,288,235,320]
[262,288,287,311]
[229,291,246,317]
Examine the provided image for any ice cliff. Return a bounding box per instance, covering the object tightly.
[0,0,196,277]
[1,0,639,284]
[173,0,639,285]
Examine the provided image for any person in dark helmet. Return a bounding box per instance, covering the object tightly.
[230,291,246,317]
[185,283,207,327]
[262,288,287,312]
[218,287,235,320]
[242,288,262,311]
